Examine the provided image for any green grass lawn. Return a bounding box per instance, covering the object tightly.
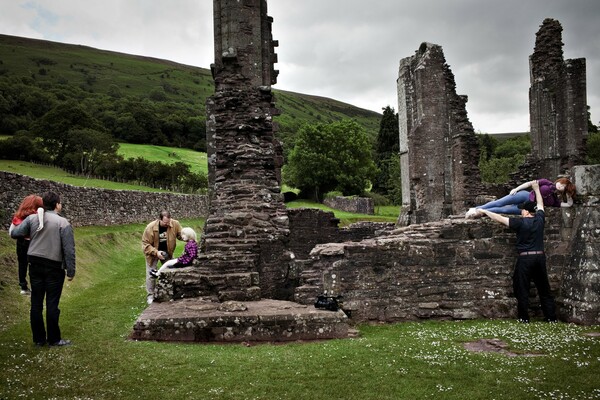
[117,143,208,176]
[0,221,599,399]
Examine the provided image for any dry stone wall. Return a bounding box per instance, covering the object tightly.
[0,171,208,228]
[323,196,374,215]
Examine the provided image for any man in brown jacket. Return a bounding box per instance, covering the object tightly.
[142,210,182,304]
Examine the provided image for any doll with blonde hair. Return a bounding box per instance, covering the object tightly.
[150,227,198,277]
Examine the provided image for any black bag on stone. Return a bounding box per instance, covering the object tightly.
[314,294,343,312]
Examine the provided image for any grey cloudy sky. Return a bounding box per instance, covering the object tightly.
[1,0,599,134]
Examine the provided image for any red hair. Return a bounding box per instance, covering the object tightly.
[555,178,576,201]
[13,195,43,220]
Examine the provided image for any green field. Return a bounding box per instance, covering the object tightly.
[287,200,399,225]
[118,142,208,175]
[0,160,169,192]
[0,221,598,399]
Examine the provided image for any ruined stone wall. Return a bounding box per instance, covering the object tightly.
[294,165,600,325]
[158,0,285,303]
[0,171,208,228]
[527,18,587,180]
[397,43,482,225]
[323,196,374,215]
[207,0,279,193]
[212,0,277,89]
[560,164,600,324]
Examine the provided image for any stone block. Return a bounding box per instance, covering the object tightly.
[573,164,600,196]
[131,299,350,343]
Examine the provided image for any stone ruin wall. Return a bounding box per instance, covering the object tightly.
[154,16,598,325]
[510,18,587,184]
[288,20,598,325]
[397,43,483,226]
[323,196,374,215]
[156,0,287,303]
[0,171,208,228]
[292,165,600,325]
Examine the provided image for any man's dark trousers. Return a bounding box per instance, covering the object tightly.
[512,254,556,322]
[29,260,65,344]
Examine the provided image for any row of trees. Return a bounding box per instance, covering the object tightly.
[0,131,207,193]
[0,98,208,193]
[0,76,206,151]
[283,105,600,206]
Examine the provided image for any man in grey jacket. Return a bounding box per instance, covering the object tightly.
[10,191,76,347]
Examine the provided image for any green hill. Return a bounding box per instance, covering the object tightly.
[0,34,382,144]
[117,143,208,175]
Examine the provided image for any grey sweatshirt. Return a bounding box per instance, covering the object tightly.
[10,210,76,278]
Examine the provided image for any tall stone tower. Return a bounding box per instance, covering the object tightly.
[526,18,587,179]
[397,43,482,225]
[156,0,291,302]
[133,1,350,343]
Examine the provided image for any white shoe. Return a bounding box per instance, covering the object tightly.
[465,208,479,218]
[20,289,31,296]
[147,296,154,305]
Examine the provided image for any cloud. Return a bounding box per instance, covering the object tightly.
[1,0,599,133]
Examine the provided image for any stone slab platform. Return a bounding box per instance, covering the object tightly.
[130,298,350,343]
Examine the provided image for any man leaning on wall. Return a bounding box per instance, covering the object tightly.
[478,180,557,323]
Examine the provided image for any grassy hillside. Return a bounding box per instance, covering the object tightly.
[0,34,212,106]
[117,143,208,175]
[0,159,170,192]
[0,34,381,138]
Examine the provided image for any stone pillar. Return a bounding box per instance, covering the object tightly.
[397,42,482,225]
[559,164,600,324]
[527,18,587,179]
[157,0,290,302]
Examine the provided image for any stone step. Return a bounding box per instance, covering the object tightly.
[131,298,350,343]
[155,270,262,302]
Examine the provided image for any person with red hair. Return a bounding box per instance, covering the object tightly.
[466,177,576,218]
[9,195,44,295]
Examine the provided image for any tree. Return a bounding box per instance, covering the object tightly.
[478,133,498,162]
[283,119,377,201]
[479,154,527,183]
[372,106,399,196]
[493,135,530,158]
[0,131,49,163]
[587,132,600,165]
[61,128,119,175]
[33,100,102,166]
[385,153,402,205]
[375,106,399,157]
